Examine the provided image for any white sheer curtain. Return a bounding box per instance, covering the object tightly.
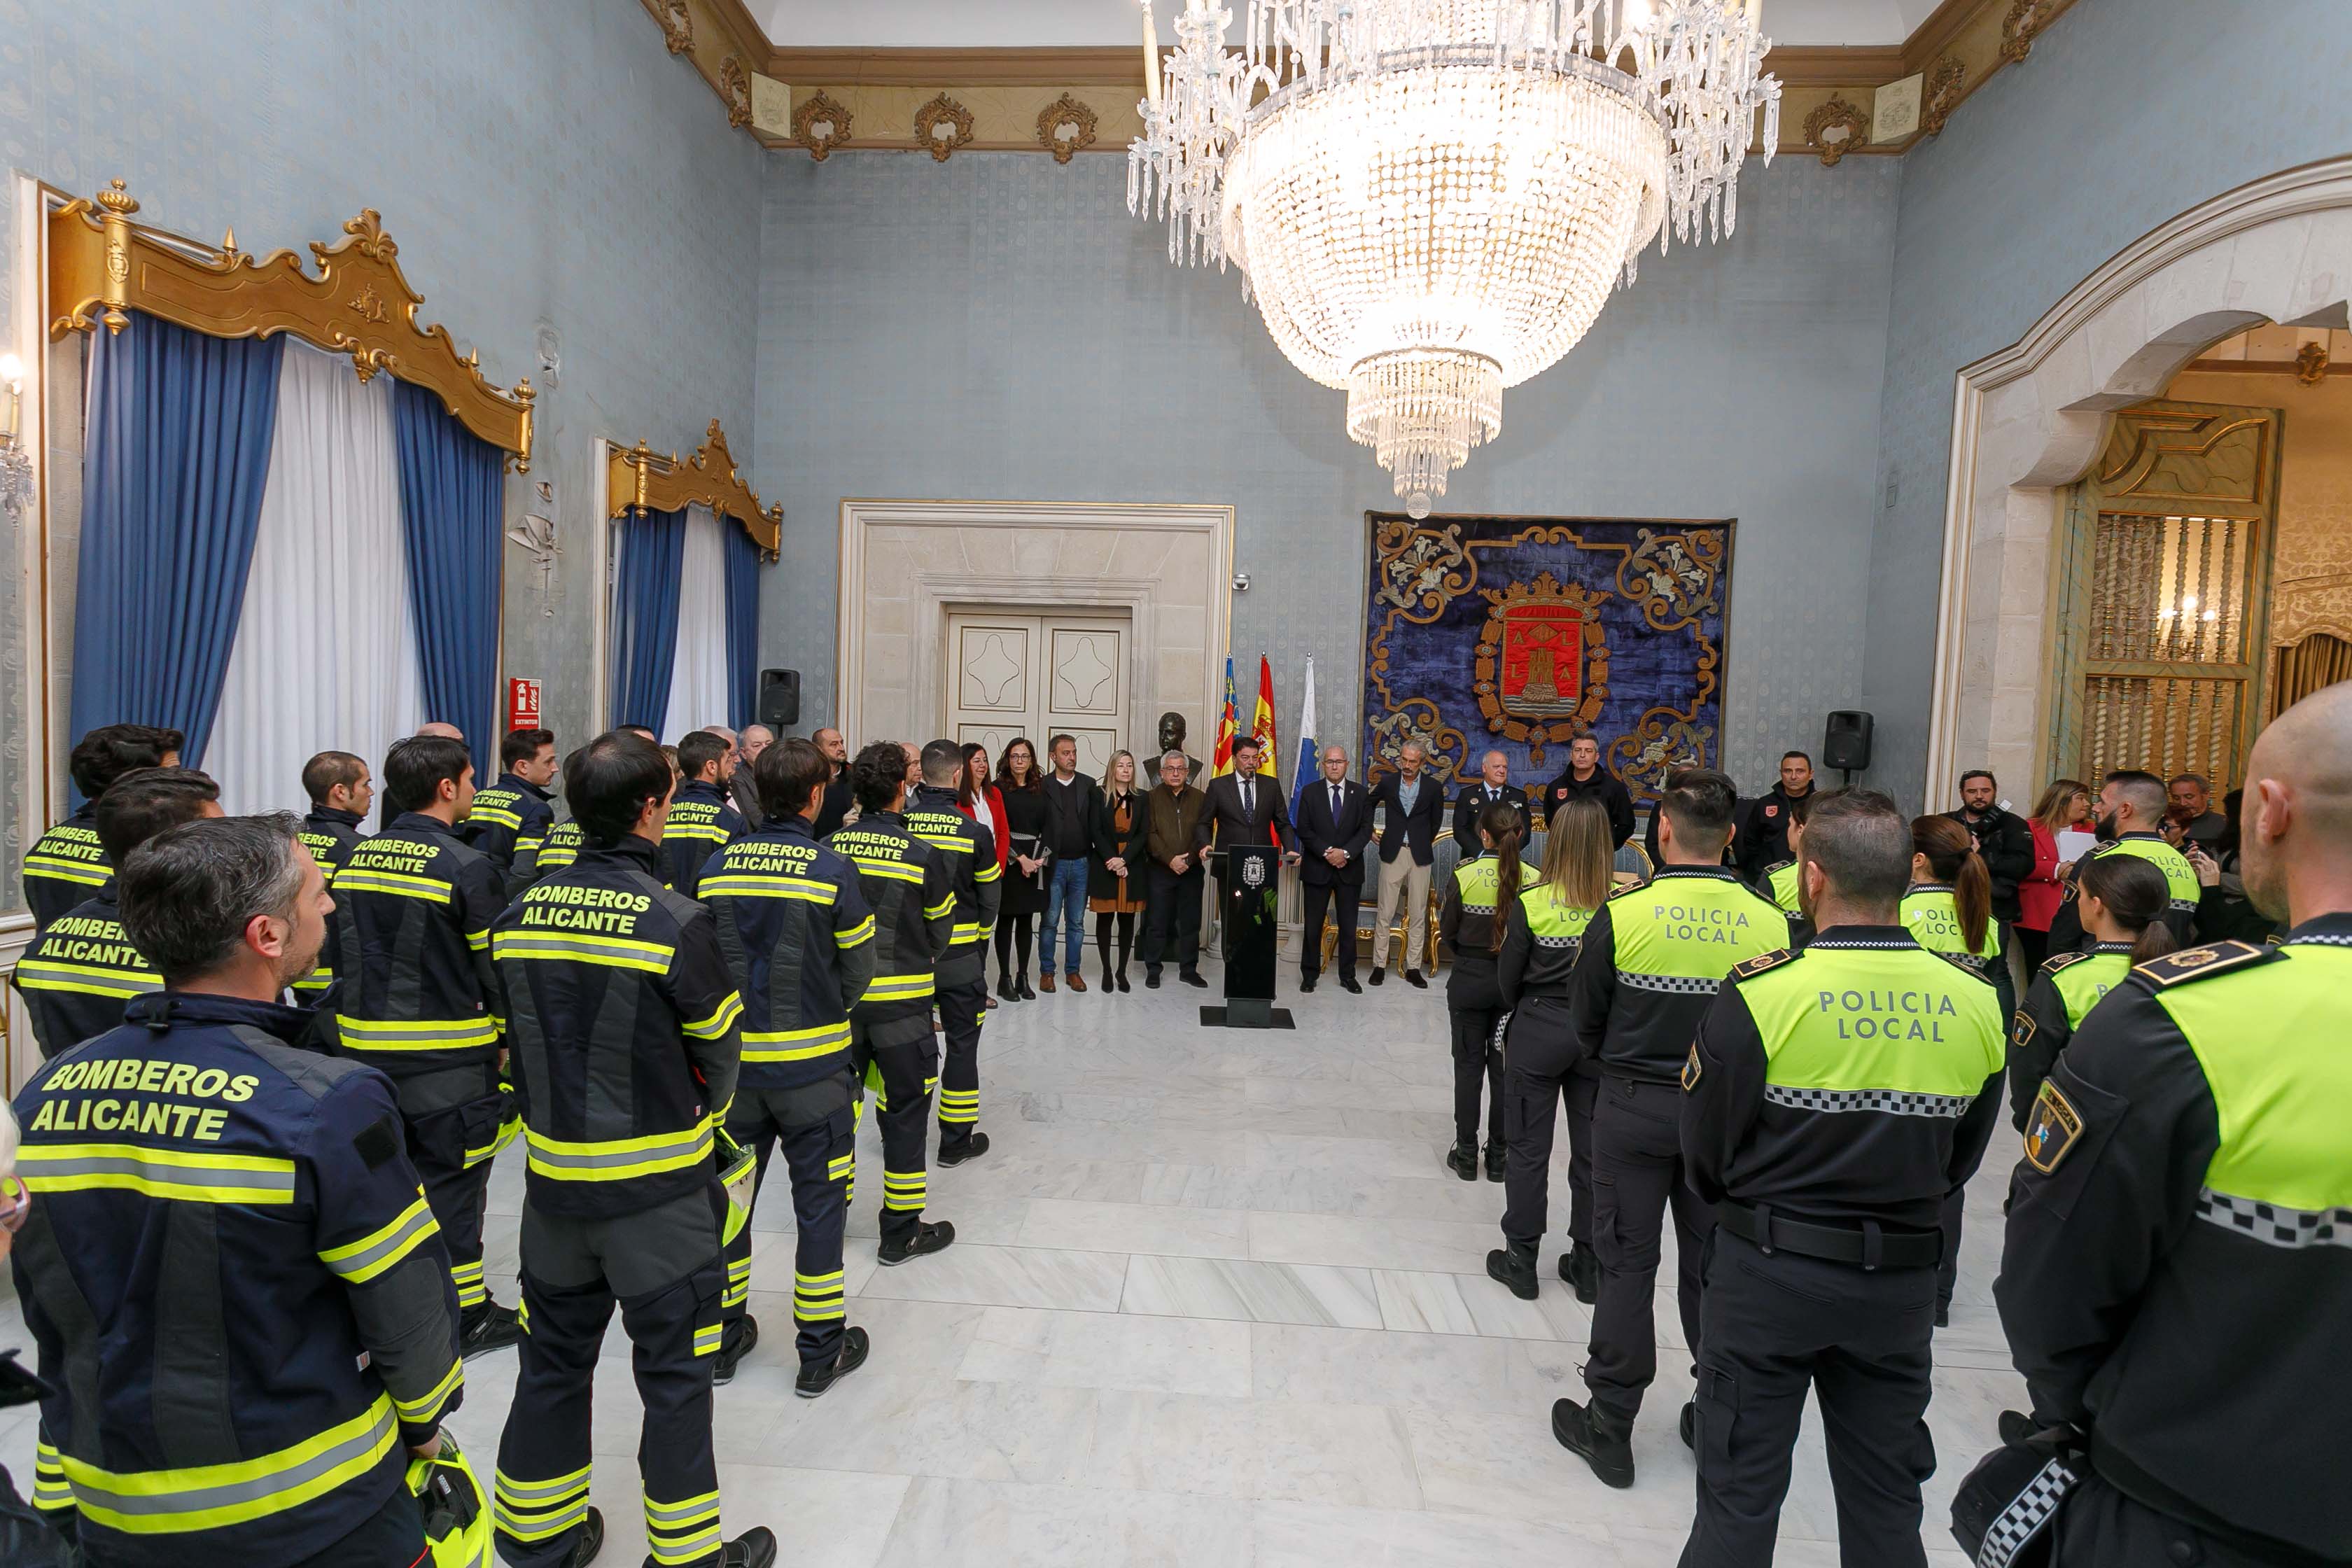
[662,504,731,739]
[209,341,424,816]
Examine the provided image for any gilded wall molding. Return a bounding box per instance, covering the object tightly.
[47,180,535,466]
[607,420,781,556]
[1037,94,1098,163]
[794,91,853,160]
[913,94,975,162]
[1802,99,1870,165]
[1920,56,1968,136]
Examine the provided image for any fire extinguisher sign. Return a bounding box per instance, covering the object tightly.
[509,678,542,732]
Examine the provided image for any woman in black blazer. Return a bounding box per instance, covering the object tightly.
[995,737,1049,1000]
[1087,750,1151,991]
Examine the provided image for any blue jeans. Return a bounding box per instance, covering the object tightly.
[1042,857,1089,976]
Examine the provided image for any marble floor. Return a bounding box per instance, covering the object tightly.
[0,958,2025,1566]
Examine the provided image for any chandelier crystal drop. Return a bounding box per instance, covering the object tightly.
[1128,0,1781,512]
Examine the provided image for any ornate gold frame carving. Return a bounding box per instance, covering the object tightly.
[1036,94,1098,163]
[1802,99,1869,165]
[606,420,781,556]
[47,180,535,467]
[794,90,853,160]
[1921,56,1967,135]
[718,56,753,128]
[2000,0,2056,63]
[657,0,693,54]
[914,94,975,162]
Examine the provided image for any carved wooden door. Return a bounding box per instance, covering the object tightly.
[944,612,1129,778]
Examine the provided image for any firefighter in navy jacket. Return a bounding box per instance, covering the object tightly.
[20,724,181,932]
[661,731,747,899]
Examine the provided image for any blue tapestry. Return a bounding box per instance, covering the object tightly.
[1360,514,1734,805]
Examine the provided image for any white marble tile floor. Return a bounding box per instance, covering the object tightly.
[0,958,2024,1565]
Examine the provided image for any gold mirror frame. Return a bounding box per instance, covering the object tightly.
[48,180,536,468]
[606,420,781,556]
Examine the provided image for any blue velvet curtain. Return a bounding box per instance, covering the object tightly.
[67,312,286,776]
[392,379,503,779]
[610,507,687,733]
[722,521,761,731]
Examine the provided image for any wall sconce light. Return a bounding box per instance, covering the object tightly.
[0,352,22,445]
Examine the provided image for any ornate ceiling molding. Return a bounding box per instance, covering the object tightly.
[606,420,781,556]
[47,179,535,466]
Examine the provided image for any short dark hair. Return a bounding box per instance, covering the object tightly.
[1233,735,1263,758]
[1782,750,1812,765]
[70,724,185,799]
[1800,789,1910,910]
[301,750,367,807]
[564,732,674,845]
[850,741,909,813]
[382,736,473,815]
[1048,733,1076,756]
[920,738,963,788]
[2104,769,2168,819]
[95,767,219,864]
[1959,769,1996,789]
[1660,766,1739,844]
[758,738,832,820]
[676,731,730,782]
[619,724,658,742]
[500,728,556,770]
[118,813,308,985]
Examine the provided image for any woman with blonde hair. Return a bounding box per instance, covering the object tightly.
[1486,797,1616,1301]
[1088,750,1147,991]
[2015,778,2091,971]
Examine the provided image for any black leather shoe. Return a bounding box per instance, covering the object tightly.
[795,1325,870,1399]
[1935,1302,1950,1329]
[1405,969,1428,988]
[938,1131,990,1168]
[564,1506,606,1567]
[1299,975,1318,993]
[1552,1396,1636,1489]
[715,1525,779,1568]
[1483,1141,1506,1182]
[713,1314,759,1386]
[1339,974,1362,994]
[1369,967,1385,986]
[1680,1400,1696,1452]
[458,1300,523,1358]
[1145,968,1163,989]
[1485,1246,1538,1301]
[1180,969,1209,988]
[878,1220,955,1266]
[1116,971,1131,993]
[1017,976,1037,1000]
[1446,1142,1478,1182]
[1558,1244,1599,1306]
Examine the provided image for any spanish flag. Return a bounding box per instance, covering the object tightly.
[1253,654,1278,793]
[1212,657,1238,778]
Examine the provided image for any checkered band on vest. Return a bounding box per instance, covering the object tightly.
[2284,931,2352,947]
[1975,1455,2078,1568]
[1533,934,1578,949]
[2198,1187,2351,1250]
[1616,971,1721,994]
[1763,1084,1975,1118]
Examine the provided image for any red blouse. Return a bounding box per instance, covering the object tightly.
[959,785,1010,870]
[2017,818,2066,932]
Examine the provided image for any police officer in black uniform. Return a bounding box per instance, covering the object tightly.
[830,741,959,1265]
[327,734,521,1356]
[21,724,182,931]
[662,730,748,899]
[12,768,220,1060]
[1539,734,1635,848]
[904,738,1003,1164]
[465,727,558,892]
[11,813,465,1568]
[491,730,776,1568]
[700,738,877,1395]
[1998,682,2352,1567]
[1678,789,2007,1566]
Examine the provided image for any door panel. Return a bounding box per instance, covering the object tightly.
[946,611,1130,778]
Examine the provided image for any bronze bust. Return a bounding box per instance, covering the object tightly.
[1154,710,1204,787]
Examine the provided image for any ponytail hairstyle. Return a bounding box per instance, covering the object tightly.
[2075,853,2178,965]
[1479,800,1525,953]
[1911,815,1990,955]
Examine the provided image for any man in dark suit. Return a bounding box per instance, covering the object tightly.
[1296,744,1374,993]
[1196,738,1297,966]
[1368,739,1445,987]
[1452,749,1532,850]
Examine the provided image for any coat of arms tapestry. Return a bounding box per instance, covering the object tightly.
[1360,514,1735,805]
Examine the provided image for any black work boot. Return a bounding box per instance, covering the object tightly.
[1485,1243,1538,1301]
[713,1525,778,1568]
[1483,1140,1506,1182]
[564,1506,606,1567]
[1680,1399,1697,1451]
[1445,1141,1478,1181]
[795,1325,871,1399]
[458,1299,523,1357]
[937,1130,990,1168]
[1552,1396,1637,1489]
[1558,1242,1600,1306]
[878,1219,956,1266]
[712,1314,759,1387]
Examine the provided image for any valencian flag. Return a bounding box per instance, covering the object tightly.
[1254,654,1279,792]
[1212,656,1239,778]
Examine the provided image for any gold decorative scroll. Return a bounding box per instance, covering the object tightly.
[606,420,781,556]
[48,180,536,468]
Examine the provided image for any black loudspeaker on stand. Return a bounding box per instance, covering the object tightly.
[1823,710,1873,784]
[758,668,801,729]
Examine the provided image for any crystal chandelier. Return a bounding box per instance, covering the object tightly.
[1128,0,1780,515]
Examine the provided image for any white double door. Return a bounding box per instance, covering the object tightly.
[945,610,1129,779]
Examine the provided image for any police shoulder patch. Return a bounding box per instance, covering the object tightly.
[1729,948,1795,981]
[1607,880,1647,901]
[1762,859,1793,876]
[2022,1079,2082,1174]
[2040,950,2089,976]
[2132,939,2270,987]
[1933,948,1997,983]
[2010,1009,2037,1051]
[1681,1044,1703,1091]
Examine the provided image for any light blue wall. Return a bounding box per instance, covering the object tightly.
[754,150,1900,794]
[1864,0,2352,807]
[0,0,762,885]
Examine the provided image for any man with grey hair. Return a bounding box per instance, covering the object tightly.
[9,813,465,1567]
[1368,740,1444,986]
[729,724,775,829]
[1140,749,1211,988]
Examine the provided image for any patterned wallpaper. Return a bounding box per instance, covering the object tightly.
[1865,0,2352,808]
[0,0,763,908]
[753,150,1900,801]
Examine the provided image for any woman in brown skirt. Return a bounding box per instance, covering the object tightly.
[1088,749,1149,992]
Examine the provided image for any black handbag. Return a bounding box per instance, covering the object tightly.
[1950,1413,2084,1568]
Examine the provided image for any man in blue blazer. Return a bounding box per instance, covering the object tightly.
[1366,740,1445,988]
